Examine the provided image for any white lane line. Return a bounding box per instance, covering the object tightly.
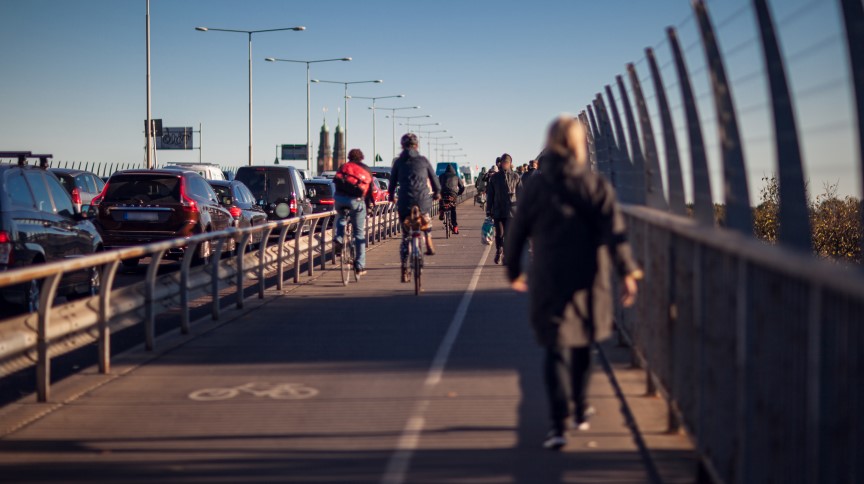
[380,244,492,484]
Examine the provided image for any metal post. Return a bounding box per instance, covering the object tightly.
[294,220,303,283]
[211,239,224,320]
[36,273,62,402]
[248,32,253,166]
[646,48,687,215]
[145,0,153,171]
[372,99,377,166]
[145,249,166,350]
[98,260,120,373]
[753,0,811,250]
[307,219,319,277]
[344,84,349,150]
[199,122,203,163]
[307,62,312,173]
[276,225,289,291]
[180,241,199,334]
[668,27,715,226]
[605,86,633,199]
[627,63,668,210]
[259,227,272,299]
[839,0,864,262]
[616,75,648,205]
[694,0,752,234]
[236,232,249,309]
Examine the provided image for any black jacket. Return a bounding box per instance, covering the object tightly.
[505,155,639,348]
[439,165,465,197]
[486,169,522,219]
[388,149,441,214]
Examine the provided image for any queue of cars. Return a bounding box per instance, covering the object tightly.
[0,156,405,309]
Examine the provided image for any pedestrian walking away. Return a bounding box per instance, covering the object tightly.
[438,164,465,234]
[505,116,643,451]
[388,132,441,283]
[333,148,377,277]
[485,153,522,264]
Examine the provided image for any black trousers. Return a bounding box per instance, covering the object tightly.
[494,217,509,250]
[544,345,592,431]
[439,198,458,226]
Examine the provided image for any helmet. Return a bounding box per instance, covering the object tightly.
[401,132,419,149]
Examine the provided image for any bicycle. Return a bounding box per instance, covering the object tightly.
[338,207,359,286]
[188,382,318,401]
[405,205,426,296]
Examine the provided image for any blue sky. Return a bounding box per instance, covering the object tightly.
[0,0,859,202]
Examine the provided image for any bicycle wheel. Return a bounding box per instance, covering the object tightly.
[444,210,450,239]
[269,383,319,400]
[340,223,351,286]
[413,253,422,295]
[350,228,359,283]
[188,387,238,401]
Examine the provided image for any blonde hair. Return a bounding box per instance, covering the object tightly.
[545,115,587,166]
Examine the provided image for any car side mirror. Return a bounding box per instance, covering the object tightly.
[306,188,317,199]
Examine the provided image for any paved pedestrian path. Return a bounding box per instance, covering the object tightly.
[0,201,695,483]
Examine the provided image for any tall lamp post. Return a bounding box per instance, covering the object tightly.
[264,57,352,174]
[382,107,422,160]
[351,94,405,165]
[195,25,305,166]
[394,115,431,133]
[311,79,383,150]
[439,143,460,163]
[429,134,453,163]
[416,129,447,159]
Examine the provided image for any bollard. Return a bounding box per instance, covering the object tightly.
[145,249,166,351]
[36,273,63,403]
[98,259,121,373]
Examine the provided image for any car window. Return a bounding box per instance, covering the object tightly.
[55,174,74,193]
[23,171,54,213]
[268,172,293,201]
[6,170,35,208]
[233,183,250,204]
[190,176,216,202]
[74,176,89,191]
[211,184,231,200]
[235,169,265,201]
[292,172,305,201]
[92,175,105,192]
[45,175,75,217]
[104,175,180,204]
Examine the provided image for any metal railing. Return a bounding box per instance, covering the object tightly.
[616,205,864,483]
[0,201,406,402]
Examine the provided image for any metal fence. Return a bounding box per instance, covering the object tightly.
[582,0,864,482]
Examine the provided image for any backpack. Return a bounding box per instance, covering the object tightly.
[334,162,372,198]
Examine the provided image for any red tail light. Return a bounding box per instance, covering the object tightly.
[229,206,242,218]
[289,197,298,215]
[71,188,82,205]
[91,182,109,206]
[318,198,335,205]
[0,230,12,265]
[180,177,198,213]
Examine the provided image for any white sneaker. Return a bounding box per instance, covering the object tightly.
[543,430,567,450]
[575,406,596,431]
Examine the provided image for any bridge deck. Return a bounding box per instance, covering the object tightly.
[0,202,695,483]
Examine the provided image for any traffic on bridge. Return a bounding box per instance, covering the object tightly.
[1,1,863,483]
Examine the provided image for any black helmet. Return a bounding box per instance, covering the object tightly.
[401,132,419,149]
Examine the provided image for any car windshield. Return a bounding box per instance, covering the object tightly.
[306,183,333,198]
[55,174,74,193]
[210,184,231,199]
[235,170,265,201]
[103,174,180,204]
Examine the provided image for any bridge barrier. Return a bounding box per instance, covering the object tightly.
[617,205,864,483]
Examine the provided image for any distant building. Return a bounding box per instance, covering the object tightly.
[333,118,346,168]
[317,118,332,174]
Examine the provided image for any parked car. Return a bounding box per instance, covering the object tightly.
[369,166,391,182]
[207,179,267,250]
[371,178,389,203]
[162,163,226,181]
[234,166,314,226]
[0,164,103,309]
[49,168,106,211]
[303,179,335,215]
[93,169,232,267]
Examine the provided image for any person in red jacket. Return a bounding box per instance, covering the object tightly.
[333,149,377,277]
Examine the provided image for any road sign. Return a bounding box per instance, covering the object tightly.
[281,144,308,161]
[157,127,193,150]
[144,118,163,137]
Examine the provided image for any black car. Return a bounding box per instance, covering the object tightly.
[49,168,106,209]
[94,169,233,267]
[208,180,268,249]
[234,166,314,225]
[303,179,336,214]
[0,164,103,309]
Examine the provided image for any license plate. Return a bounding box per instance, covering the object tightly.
[124,211,159,221]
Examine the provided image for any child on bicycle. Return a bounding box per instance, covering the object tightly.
[333,149,377,277]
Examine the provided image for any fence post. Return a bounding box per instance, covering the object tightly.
[616,74,648,205]
[211,239,224,320]
[693,0,752,234]
[646,48,687,216]
[294,219,304,284]
[308,218,319,277]
[839,0,864,263]
[259,226,273,299]
[36,273,63,403]
[627,63,668,211]
[145,249,166,350]
[319,219,328,271]
[753,0,812,250]
[276,225,289,291]
[180,241,199,335]
[236,232,250,309]
[604,85,636,203]
[98,259,121,373]
[586,105,601,171]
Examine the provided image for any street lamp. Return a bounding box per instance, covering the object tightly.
[439,143,460,163]
[195,25,305,166]
[381,107,421,160]
[311,79,382,150]
[415,129,448,159]
[264,57,352,174]
[392,114,431,132]
[351,94,405,165]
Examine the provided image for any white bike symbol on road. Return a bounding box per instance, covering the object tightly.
[188,382,319,401]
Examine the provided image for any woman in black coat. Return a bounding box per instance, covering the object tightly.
[486,153,522,264]
[505,116,642,450]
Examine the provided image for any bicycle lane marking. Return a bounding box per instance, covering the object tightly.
[380,243,492,484]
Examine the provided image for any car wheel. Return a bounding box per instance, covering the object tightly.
[193,237,211,266]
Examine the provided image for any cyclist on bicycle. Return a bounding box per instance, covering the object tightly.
[333,149,377,277]
[438,164,465,234]
[388,133,441,283]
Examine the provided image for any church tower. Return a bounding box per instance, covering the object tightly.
[317,117,332,174]
[333,116,346,168]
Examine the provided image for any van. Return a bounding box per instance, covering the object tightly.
[234,165,314,223]
[163,163,226,181]
[435,162,458,177]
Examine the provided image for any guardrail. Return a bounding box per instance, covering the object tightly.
[0,188,477,404]
[615,205,864,483]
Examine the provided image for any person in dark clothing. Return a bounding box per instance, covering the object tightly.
[505,116,642,450]
[438,164,465,234]
[388,133,441,282]
[333,149,377,276]
[486,153,522,264]
[522,159,539,182]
